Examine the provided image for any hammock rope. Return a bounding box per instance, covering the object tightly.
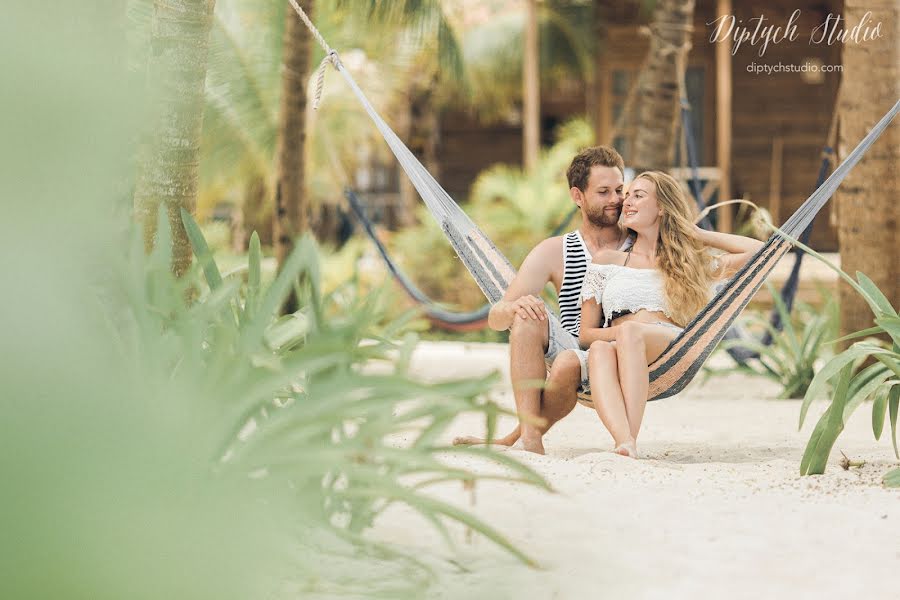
[287,3,900,401]
[345,190,578,331]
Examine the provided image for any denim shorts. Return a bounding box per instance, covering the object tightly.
[545,319,589,386]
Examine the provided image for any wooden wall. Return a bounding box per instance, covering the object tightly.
[728,0,842,250]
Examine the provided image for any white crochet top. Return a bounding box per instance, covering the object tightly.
[579,264,671,326]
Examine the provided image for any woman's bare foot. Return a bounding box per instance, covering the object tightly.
[613,440,638,458]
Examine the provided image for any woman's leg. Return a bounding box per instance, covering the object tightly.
[587,340,634,449]
[615,322,680,443]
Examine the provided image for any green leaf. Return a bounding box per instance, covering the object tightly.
[883,467,900,488]
[180,207,223,290]
[340,480,539,567]
[875,316,900,348]
[842,363,890,422]
[243,231,262,321]
[264,312,311,350]
[241,236,316,350]
[872,383,891,440]
[856,272,897,318]
[800,405,831,475]
[799,342,888,428]
[802,363,853,475]
[829,326,884,345]
[874,353,900,380]
[889,385,899,459]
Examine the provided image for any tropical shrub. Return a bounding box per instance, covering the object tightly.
[788,236,900,486]
[713,283,839,399]
[2,207,547,599]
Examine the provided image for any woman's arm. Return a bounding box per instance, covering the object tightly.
[578,299,618,348]
[694,225,765,276]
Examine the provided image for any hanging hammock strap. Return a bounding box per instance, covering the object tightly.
[344,188,490,329]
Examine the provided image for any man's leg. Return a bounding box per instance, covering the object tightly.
[453,348,582,450]
[508,314,551,453]
[538,350,582,434]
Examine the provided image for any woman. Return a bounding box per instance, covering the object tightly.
[567,171,763,458]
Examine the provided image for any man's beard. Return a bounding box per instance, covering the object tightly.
[584,206,621,227]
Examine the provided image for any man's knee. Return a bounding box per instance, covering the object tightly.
[509,314,548,342]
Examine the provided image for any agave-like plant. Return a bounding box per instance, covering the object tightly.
[181,205,552,553]
[784,234,900,486]
[4,206,549,599]
[711,283,839,399]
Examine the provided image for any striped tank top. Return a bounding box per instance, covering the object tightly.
[558,230,633,337]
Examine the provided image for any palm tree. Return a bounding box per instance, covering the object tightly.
[835,0,900,338]
[273,0,314,303]
[199,0,461,242]
[459,4,592,125]
[628,0,695,171]
[132,0,218,277]
[523,0,539,172]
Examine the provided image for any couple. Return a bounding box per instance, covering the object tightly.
[454,146,762,457]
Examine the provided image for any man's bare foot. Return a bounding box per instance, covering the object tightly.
[613,441,638,458]
[452,425,521,447]
[519,430,545,455]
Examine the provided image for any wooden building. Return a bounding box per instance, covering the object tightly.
[436,0,844,250]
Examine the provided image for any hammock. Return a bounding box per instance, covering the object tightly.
[725,145,834,361]
[345,189,577,331]
[288,2,900,401]
[347,74,831,345]
[678,87,837,363]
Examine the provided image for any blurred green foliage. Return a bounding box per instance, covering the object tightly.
[0,4,547,597]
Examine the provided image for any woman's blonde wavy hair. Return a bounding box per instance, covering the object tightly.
[631,171,717,326]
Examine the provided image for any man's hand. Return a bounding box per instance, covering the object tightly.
[509,295,546,321]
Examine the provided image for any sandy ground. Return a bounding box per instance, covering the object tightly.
[373,341,900,600]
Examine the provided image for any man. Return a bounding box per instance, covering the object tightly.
[453,146,631,454]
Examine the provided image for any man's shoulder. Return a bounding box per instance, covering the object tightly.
[517,236,565,277]
[529,235,565,258]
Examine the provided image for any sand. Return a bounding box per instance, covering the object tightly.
[372,341,900,600]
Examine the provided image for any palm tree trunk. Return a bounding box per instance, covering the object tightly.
[395,70,438,229]
[274,0,313,313]
[523,0,540,171]
[631,0,695,171]
[835,0,900,338]
[133,0,217,278]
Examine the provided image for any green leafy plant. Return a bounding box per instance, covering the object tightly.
[713,283,839,399]
[783,234,900,485]
[3,207,548,599]
[180,207,551,558]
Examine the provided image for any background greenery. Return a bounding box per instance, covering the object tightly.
[0,4,549,597]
